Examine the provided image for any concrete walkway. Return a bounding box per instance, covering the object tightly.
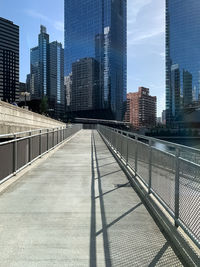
[0,130,184,266]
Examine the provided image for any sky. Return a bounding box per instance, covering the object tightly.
[0,0,165,116]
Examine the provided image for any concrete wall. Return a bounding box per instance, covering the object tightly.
[0,100,65,134]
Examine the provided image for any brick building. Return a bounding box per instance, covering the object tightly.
[125,87,157,129]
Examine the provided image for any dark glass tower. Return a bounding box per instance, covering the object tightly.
[0,17,19,103]
[64,0,127,120]
[166,0,200,124]
[30,26,64,118]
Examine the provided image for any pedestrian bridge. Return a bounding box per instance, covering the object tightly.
[0,125,199,266]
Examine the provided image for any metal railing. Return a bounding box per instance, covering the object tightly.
[0,124,82,184]
[98,125,200,249]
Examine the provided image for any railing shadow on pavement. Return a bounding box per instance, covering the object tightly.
[89,130,186,267]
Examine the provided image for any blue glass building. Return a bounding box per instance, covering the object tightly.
[30,26,64,118]
[166,0,200,124]
[64,0,127,120]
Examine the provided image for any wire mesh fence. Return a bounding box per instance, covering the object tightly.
[0,124,82,183]
[98,125,200,248]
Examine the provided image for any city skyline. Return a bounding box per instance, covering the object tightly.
[0,0,165,116]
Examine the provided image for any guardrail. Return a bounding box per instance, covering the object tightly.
[98,125,200,249]
[0,124,82,184]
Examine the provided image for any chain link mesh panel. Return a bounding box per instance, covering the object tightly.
[137,141,149,185]
[179,158,200,243]
[151,148,175,212]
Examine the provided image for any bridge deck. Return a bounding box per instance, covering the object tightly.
[0,130,184,266]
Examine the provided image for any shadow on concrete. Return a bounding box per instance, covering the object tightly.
[90,131,185,267]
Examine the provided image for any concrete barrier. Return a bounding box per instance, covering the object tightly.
[0,100,65,134]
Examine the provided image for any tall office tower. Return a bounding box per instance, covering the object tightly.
[125,87,157,129]
[64,0,127,120]
[30,25,49,99]
[64,73,72,110]
[0,18,19,103]
[30,26,64,118]
[71,58,99,115]
[49,41,64,118]
[166,0,200,124]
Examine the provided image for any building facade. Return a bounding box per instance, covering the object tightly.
[71,58,99,113]
[49,41,64,118]
[166,0,200,125]
[64,0,127,120]
[125,87,157,129]
[30,26,64,118]
[0,17,19,103]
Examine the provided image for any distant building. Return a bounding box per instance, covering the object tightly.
[162,110,166,125]
[64,73,72,110]
[71,58,99,112]
[0,17,19,103]
[157,117,162,125]
[166,0,200,125]
[125,87,157,129]
[30,25,64,118]
[64,0,127,120]
[49,41,64,118]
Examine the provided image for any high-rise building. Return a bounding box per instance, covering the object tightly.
[49,41,64,118]
[71,58,99,113]
[125,87,157,129]
[166,0,200,124]
[64,0,127,120]
[0,17,19,103]
[30,26,64,118]
[64,74,72,110]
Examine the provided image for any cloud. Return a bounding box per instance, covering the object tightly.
[127,0,165,45]
[24,9,49,22]
[24,9,64,32]
[54,21,64,32]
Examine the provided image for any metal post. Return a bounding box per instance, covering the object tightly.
[126,134,129,166]
[47,129,49,152]
[175,147,180,227]
[13,135,17,174]
[29,131,32,164]
[53,129,55,147]
[148,139,152,194]
[57,128,59,144]
[135,135,138,177]
[39,130,42,157]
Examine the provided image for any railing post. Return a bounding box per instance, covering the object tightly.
[135,135,138,177]
[57,128,59,145]
[29,131,32,165]
[53,129,55,147]
[148,139,152,194]
[126,133,129,166]
[39,130,42,157]
[47,129,49,152]
[175,147,180,227]
[13,135,17,175]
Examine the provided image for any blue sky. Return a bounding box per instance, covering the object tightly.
[0,0,165,116]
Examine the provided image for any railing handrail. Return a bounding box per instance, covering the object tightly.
[98,124,200,250]
[106,126,200,155]
[0,125,70,139]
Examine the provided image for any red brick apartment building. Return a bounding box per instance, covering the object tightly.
[125,87,157,129]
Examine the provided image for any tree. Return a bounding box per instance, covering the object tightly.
[40,96,48,115]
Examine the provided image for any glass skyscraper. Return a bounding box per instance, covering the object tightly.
[64,0,127,120]
[166,0,200,124]
[30,26,64,118]
[0,17,19,103]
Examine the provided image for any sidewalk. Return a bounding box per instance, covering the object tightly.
[0,130,184,266]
